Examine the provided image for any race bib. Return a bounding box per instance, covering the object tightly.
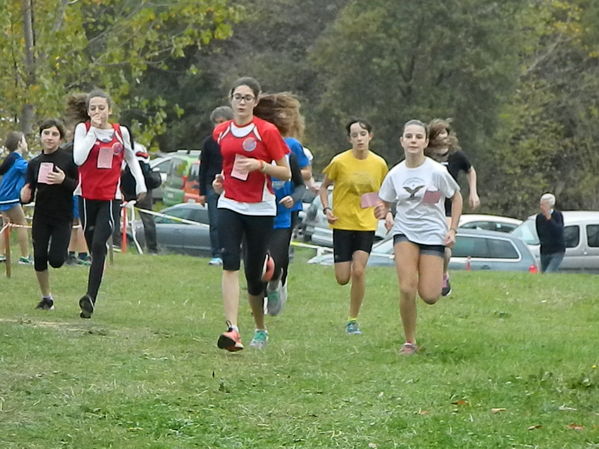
[97,145,113,169]
[422,189,442,204]
[37,162,54,184]
[360,192,381,208]
[231,154,249,181]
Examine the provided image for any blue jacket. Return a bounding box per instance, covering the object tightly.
[0,152,28,210]
[284,137,309,213]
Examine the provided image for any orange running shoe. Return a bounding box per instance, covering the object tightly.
[217,321,244,352]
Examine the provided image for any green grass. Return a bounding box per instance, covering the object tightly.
[1,248,597,448]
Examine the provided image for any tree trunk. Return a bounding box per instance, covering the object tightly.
[21,0,36,134]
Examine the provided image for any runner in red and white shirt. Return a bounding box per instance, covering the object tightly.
[72,89,146,319]
[213,77,290,352]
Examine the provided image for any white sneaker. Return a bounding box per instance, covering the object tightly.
[266,280,283,316]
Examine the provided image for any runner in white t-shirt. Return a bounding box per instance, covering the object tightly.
[375,120,462,355]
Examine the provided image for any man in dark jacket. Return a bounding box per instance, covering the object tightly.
[535,193,565,273]
[120,143,159,254]
[198,106,233,265]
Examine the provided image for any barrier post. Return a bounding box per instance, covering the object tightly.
[4,225,11,278]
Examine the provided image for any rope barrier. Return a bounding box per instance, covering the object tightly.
[0,223,81,230]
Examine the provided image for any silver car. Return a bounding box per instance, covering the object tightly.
[308,228,538,273]
[129,203,211,256]
[511,211,599,272]
[300,192,389,247]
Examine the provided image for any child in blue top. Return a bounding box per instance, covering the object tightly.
[0,131,31,264]
[266,152,305,315]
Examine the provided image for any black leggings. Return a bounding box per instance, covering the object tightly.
[32,216,72,272]
[218,208,273,296]
[269,227,293,285]
[80,198,120,300]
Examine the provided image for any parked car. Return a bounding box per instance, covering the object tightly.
[308,228,538,273]
[129,203,211,256]
[162,151,201,206]
[182,160,201,204]
[149,156,174,203]
[300,191,389,247]
[459,214,522,233]
[511,211,599,272]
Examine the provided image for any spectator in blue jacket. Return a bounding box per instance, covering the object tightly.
[0,131,32,264]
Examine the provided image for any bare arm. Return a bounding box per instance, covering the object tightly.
[445,191,463,247]
[300,165,312,182]
[319,175,338,224]
[466,167,480,210]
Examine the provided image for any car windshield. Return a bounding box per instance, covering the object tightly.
[511,219,539,245]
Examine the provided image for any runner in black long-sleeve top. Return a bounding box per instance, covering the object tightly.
[21,119,78,310]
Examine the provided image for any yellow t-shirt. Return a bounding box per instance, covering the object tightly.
[323,149,388,231]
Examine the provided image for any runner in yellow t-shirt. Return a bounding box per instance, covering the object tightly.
[319,118,388,335]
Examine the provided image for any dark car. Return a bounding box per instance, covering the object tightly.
[308,228,539,272]
[129,203,211,256]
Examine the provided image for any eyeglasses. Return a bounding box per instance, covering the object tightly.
[231,93,255,103]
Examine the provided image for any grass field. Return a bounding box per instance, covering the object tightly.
[1,248,597,448]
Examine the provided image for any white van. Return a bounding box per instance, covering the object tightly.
[511,211,599,272]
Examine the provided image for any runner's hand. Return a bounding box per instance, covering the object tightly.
[46,167,65,185]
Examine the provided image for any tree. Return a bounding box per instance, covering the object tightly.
[308,0,524,167]
[0,0,241,144]
[484,0,599,216]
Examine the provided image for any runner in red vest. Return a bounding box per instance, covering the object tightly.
[72,89,146,319]
[213,77,291,351]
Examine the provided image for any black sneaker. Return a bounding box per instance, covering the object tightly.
[35,297,55,310]
[441,275,452,297]
[79,294,95,319]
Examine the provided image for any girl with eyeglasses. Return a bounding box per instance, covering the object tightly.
[212,77,291,351]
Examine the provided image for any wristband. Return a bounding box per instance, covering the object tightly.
[449,227,458,233]
[323,207,332,214]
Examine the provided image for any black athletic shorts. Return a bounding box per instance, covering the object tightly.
[393,233,445,257]
[332,229,375,263]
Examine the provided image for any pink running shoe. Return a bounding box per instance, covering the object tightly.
[217,322,244,352]
[400,342,418,355]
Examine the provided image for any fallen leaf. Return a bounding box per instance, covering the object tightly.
[491,408,507,414]
[527,425,542,430]
[451,399,469,406]
[417,409,429,415]
[558,405,577,411]
[368,443,378,449]
[567,423,584,431]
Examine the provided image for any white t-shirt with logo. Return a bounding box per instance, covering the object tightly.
[378,157,459,245]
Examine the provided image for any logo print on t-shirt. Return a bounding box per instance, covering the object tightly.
[112,142,124,154]
[242,137,257,152]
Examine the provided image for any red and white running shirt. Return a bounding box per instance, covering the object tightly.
[213,117,288,215]
[74,122,146,200]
